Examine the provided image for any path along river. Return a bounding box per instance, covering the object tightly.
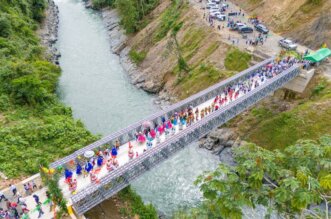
[55,0,219,216]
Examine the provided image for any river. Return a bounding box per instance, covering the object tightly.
[55,0,219,217]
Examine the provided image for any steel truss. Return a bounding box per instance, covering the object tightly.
[71,65,301,215]
[50,58,274,170]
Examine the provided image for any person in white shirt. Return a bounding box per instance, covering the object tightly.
[9,184,17,196]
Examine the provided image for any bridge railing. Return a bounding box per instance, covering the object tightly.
[50,57,274,169]
[70,65,301,215]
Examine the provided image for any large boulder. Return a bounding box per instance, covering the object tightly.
[199,128,237,152]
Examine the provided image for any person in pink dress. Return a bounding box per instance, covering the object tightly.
[137,132,146,144]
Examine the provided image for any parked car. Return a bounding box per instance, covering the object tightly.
[235,22,245,29]
[255,24,269,34]
[229,22,244,31]
[210,11,221,18]
[279,38,297,50]
[238,26,254,33]
[206,2,217,9]
[209,6,219,11]
[216,14,226,21]
[214,0,221,4]
[209,8,219,13]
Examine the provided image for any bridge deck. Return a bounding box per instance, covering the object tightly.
[50,56,302,214]
[68,64,301,215]
[50,57,274,169]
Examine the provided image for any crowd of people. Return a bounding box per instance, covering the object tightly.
[0,181,50,219]
[60,56,300,196]
[0,55,303,218]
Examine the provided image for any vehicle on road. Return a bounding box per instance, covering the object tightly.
[278,38,297,50]
[230,23,245,31]
[216,14,226,21]
[238,26,254,33]
[210,11,221,18]
[255,24,269,34]
[209,6,219,11]
[206,2,217,9]
[236,23,245,28]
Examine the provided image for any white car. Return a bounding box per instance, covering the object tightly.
[235,23,245,29]
[210,11,221,18]
[216,14,226,21]
[279,39,297,50]
[206,2,216,9]
[209,7,219,12]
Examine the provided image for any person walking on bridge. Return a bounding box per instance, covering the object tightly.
[0,191,7,202]
[33,195,41,205]
[9,184,17,197]
[36,203,44,218]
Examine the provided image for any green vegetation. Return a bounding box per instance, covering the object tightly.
[195,136,331,219]
[247,99,331,150]
[176,63,234,99]
[153,0,186,42]
[233,78,331,151]
[181,27,207,60]
[308,0,323,5]
[0,0,97,178]
[92,0,160,33]
[40,166,68,219]
[118,186,158,218]
[129,49,147,64]
[92,0,115,9]
[224,47,252,71]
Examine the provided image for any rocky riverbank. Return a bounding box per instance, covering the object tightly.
[38,0,61,65]
[89,2,241,162]
[84,3,174,106]
[199,127,244,165]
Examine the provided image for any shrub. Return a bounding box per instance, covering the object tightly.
[0,14,12,37]
[129,49,147,64]
[224,47,252,71]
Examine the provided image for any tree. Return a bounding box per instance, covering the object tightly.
[115,0,138,33]
[0,14,12,38]
[195,136,331,219]
[30,0,47,22]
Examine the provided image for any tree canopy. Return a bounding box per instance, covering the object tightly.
[195,136,331,219]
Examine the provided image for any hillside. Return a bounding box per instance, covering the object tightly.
[231,0,331,49]
[124,0,253,100]
[0,0,97,181]
[112,0,331,150]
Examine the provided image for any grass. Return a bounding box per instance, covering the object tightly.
[224,47,252,72]
[234,78,331,151]
[181,27,207,61]
[118,186,158,219]
[176,63,234,99]
[247,100,331,150]
[129,49,147,64]
[153,0,187,42]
